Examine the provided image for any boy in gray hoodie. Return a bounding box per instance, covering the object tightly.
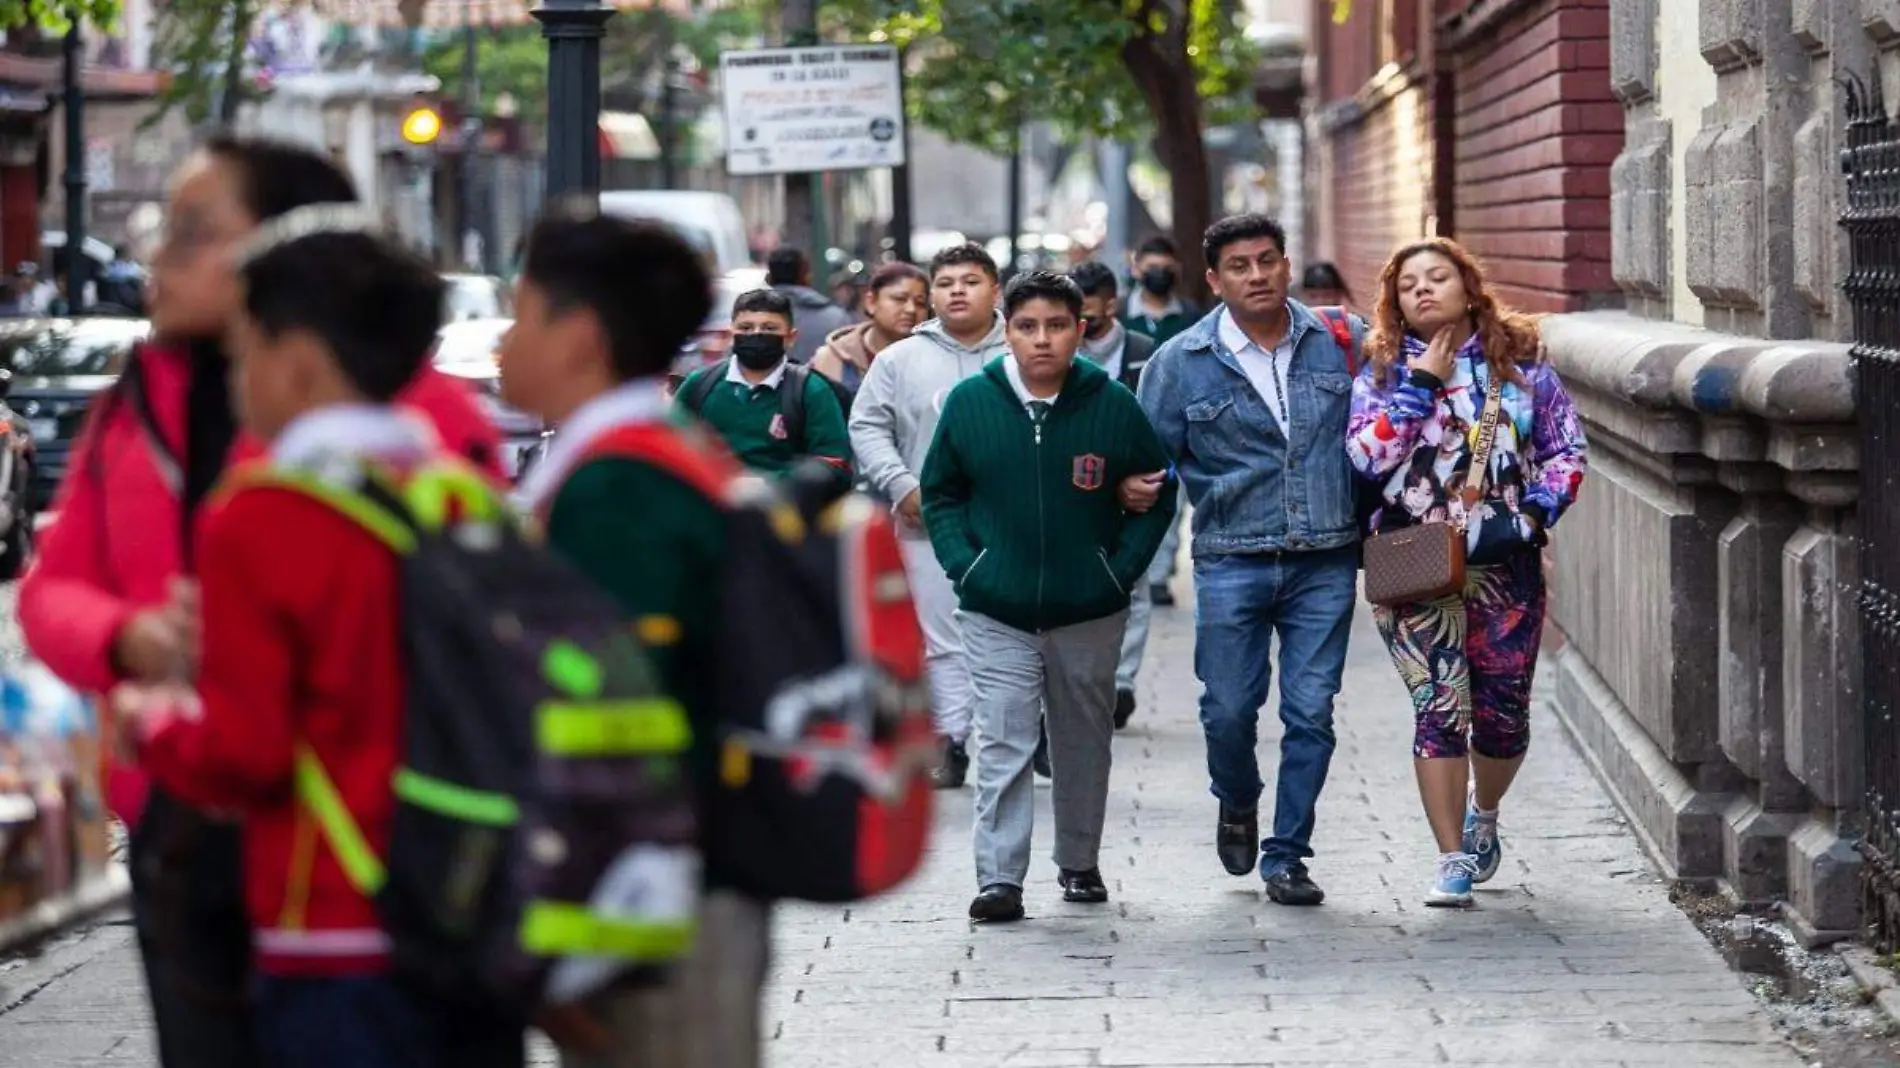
[849,242,1007,787]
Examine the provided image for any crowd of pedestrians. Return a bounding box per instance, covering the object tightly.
[11,131,1588,1068]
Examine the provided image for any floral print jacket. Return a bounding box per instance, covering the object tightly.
[1346,334,1588,567]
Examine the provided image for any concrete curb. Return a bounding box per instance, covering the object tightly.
[1837,943,1900,1027]
[0,864,129,954]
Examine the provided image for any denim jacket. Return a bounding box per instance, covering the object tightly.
[1136,301,1362,557]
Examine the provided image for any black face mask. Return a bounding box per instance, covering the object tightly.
[1140,266,1177,296]
[732,333,787,371]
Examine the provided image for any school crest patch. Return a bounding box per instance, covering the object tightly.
[1072,453,1106,491]
[768,413,790,440]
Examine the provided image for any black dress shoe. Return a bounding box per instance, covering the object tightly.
[969,884,1025,922]
[1058,868,1109,904]
[1033,721,1052,778]
[1263,865,1326,906]
[1113,689,1137,730]
[931,738,969,790]
[1217,803,1259,877]
[1150,582,1176,607]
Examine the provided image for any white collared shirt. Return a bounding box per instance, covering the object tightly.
[723,355,788,391]
[1002,355,1059,415]
[271,404,437,474]
[1217,308,1294,433]
[514,378,670,513]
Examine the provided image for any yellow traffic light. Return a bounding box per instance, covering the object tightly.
[401,106,444,145]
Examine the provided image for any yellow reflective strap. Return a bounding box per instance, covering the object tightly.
[234,471,416,554]
[293,746,387,894]
[518,901,695,962]
[536,699,692,757]
[400,461,504,530]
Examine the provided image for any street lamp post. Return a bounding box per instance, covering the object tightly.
[61,18,86,311]
[533,0,615,205]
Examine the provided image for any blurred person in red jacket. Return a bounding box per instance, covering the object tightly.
[17,135,500,1068]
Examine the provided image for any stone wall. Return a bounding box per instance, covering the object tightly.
[1540,0,1891,947]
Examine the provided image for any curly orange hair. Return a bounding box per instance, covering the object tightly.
[1364,237,1542,386]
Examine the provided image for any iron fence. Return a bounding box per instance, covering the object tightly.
[1844,70,1900,953]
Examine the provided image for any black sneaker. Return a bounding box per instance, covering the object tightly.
[931,738,969,790]
[1217,803,1258,877]
[969,883,1025,922]
[1263,865,1326,907]
[1058,867,1109,904]
[1033,721,1052,779]
[1150,581,1176,607]
[1113,689,1137,730]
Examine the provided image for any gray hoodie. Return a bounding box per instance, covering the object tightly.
[848,313,1008,529]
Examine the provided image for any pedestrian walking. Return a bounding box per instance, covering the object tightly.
[111,209,523,1068]
[921,271,1174,922]
[1133,213,1362,906]
[1346,237,1586,907]
[767,247,851,365]
[1121,235,1202,347]
[503,209,769,1068]
[1071,261,1160,729]
[811,261,929,405]
[17,135,499,1068]
[674,288,853,490]
[849,242,1008,790]
[1300,262,1356,314]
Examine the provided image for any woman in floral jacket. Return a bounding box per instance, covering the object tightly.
[1346,237,1587,909]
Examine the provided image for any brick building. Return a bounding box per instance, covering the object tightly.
[1304,0,1621,315]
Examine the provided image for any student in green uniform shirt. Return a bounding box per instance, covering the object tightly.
[1121,234,1203,347]
[921,271,1177,924]
[674,288,852,488]
[499,208,767,1068]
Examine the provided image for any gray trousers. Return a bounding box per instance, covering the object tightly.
[561,890,770,1068]
[964,609,1127,889]
[1118,575,1151,692]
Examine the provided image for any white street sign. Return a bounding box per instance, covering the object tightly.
[720,45,906,176]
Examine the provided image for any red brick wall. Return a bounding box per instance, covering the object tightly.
[1447,0,1621,313]
[1328,78,1438,309]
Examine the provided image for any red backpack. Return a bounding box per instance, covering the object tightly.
[584,424,937,902]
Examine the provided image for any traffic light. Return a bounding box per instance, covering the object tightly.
[401,103,444,146]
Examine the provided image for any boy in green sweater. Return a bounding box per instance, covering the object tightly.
[675,288,852,489]
[921,271,1176,923]
[498,207,766,1068]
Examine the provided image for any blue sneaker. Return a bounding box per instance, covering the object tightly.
[1461,795,1502,885]
[1425,853,1478,908]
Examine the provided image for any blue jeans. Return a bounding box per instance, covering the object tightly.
[1192,547,1357,875]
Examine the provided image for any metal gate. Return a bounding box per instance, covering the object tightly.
[1844,71,1900,952]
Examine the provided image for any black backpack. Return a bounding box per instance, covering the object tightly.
[681,358,852,449]
[233,458,700,1015]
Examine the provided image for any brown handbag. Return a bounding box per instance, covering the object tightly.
[1362,376,1504,608]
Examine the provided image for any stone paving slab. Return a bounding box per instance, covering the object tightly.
[761,594,1801,1068]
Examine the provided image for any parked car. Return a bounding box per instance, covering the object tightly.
[431,317,543,481]
[4,317,149,512]
[443,273,511,322]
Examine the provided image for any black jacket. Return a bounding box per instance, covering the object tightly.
[1118,330,1157,393]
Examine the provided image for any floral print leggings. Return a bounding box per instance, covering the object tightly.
[1373,550,1547,760]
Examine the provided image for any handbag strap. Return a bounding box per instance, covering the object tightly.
[1456,375,1506,530]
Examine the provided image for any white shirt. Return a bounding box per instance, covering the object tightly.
[1080,322,1127,381]
[723,355,788,391]
[1002,355,1058,415]
[272,404,438,472]
[1217,308,1294,433]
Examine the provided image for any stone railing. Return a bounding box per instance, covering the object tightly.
[1540,310,1860,945]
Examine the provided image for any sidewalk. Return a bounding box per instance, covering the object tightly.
[761,590,1801,1068]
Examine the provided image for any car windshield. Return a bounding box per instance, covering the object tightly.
[2,321,147,376]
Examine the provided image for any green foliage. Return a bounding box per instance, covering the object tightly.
[0,0,119,34]
[820,0,1258,155]
[422,25,547,122]
[142,0,257,128]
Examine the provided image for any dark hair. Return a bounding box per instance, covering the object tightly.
[522,202,712,381]
[928,242,998,282]
[1069,260,1119,298]
[1203,214,1288,269]
[867,260,927,294]
[1302,261,1351,297]
[240,229,444,402]
[765,246,808,286]
[732,287,794,324]
[1002,270,1083,320]
[201,134,358,222]
[1134,235,1179,260]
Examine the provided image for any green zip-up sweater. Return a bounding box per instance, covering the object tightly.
[921,355,1177,633]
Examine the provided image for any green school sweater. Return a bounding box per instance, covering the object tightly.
[545,454,725,784]
[674,363,852,488]
[921,356,1177,634]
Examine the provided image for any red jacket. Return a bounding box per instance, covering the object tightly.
[18,342,501,828]
[138,470,409,976]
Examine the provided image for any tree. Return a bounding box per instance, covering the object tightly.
[143,0,261,127]
[824,0,1257,296]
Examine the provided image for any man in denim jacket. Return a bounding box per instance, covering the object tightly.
[1133,213,1362,906]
